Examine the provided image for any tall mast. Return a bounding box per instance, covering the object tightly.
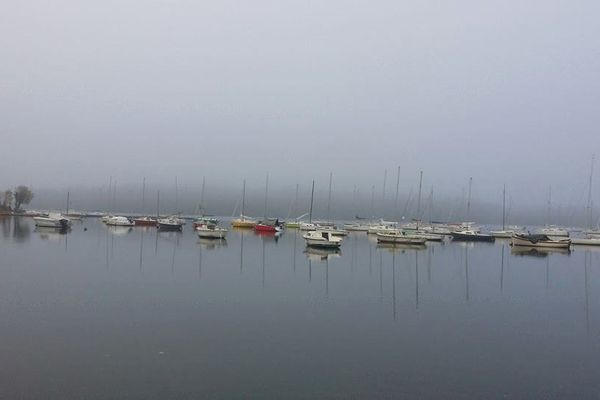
[263,173,269,219]
[586,154,595,229]
[294,183,299,219]
[200,176,206,215]
[142,177,146,213]
[241,179,246,218]
[327,172,333,223]
[370,185,375,220]
[546,185,552,225]
[309,180,315,223]
[156,191,160,219]
[502,184,506,230]
[394,166,400,212]
[416,171,423,221]
[66,191,70,214]
[174,176,179,214]
[428,186,433,223]
[107,176,112,214]
[466,177,472,220]
[113,180,117,214]
[382,168,387,215]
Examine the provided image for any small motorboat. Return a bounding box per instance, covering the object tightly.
[570,237,600,246]
[299,222,317,231]
[303,230,343,249]
[192,217,219,229]
[376,232,427,245]
[231,215,257,228]
[105,216,135,226]
[367,225,399,235]
[404,231,444,242]
[157,217,184,231]
[196,222,228,239]
[33,213,71,229]
[134,216,157,227]
[450,230,495,242]
[342,223,370,232]
[255,219,283,233]
[319,226,349,237]
[511,233,571,249]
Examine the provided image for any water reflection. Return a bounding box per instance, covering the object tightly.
[35,226,70,240]
[510,246,571,257]
[106,226,132,236]
[0,217,599,399]
[304,247,341,262]
[198,238,227,250]
[12,217,31,242]
[377,243,427,253]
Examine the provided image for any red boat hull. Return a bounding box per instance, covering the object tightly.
[254,224,279,233]
[134,218,157,227]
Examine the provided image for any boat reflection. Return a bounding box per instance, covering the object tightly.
[376,242,426,253]
[510,246,571,257]
[254,230,281,242]
[35,226,70,239]
[304,247,341,262]
[197,238,227,250]
[106,226,133,236]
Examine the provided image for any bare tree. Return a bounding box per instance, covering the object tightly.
[13,186,33,211]
[2,190,13,211]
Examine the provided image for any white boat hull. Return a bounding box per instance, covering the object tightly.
[305,238,341,248]
[511,236,571,248]
[196,229,227,239]
[571,238,600,246]
[376,233,427,245]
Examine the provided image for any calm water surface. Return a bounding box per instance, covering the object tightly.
[1,217,599,399]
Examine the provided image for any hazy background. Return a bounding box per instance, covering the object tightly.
[1,0,599,225]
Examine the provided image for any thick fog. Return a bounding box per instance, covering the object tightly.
[2,0,599,225]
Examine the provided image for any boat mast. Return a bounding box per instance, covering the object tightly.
[263,173,269,219]
[113,180,117,215]
[309,180,315,224]
[174,176,179,215]
[428,186,433,224]
[66,191,70,214]
[200,176,206,215]
[241,179,246,218]
[466,177,472,220]
[294,183,299,220]
[107,176,112,214]
[546,185,552,226]
[502,184,506,231]
[394,166,400,216]
[142,177,146,214]
[370,185,375,221]
[586,154,595,229]
[156,191,160,219]
[327,172,333,223]
[382,168,387,217]
[416,171,423,225]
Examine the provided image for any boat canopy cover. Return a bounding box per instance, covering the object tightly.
[515,234,552,243]
[258,218,280,227]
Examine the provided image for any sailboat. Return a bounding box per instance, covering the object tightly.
[536,186,569,237]
[155,191,184,231]
[231,180,257,228]
[134,178,157,226]
[491,185,523,238]
[34,212,71,229]
[254,173,283,233]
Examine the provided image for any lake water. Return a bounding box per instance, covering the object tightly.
[1,217,599,399]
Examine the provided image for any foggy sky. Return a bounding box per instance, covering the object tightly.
[2,0,600,222]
